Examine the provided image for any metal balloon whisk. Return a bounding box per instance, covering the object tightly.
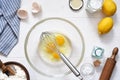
[40,32,83,80]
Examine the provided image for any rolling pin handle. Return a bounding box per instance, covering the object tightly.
[111,47,119,59]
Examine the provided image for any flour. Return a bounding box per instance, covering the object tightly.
[0,65,27,80]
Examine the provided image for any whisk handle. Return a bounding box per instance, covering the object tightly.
[59,53,81,77]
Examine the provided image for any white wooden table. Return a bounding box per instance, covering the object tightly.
[1,0,120,80]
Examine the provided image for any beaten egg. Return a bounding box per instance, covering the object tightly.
[38,33,72,64]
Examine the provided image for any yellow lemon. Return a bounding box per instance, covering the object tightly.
[102,0,117,16]
[55,34,65,46]
[98,17,114,34]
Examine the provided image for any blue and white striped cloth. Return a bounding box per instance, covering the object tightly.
[0,0,21,56]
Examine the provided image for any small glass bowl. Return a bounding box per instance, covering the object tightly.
[80,63,95,80]
[86,0,103,13]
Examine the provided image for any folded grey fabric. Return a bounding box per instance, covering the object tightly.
[0,0,21,56]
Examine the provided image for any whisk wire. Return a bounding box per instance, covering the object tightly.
[41,32,59,53]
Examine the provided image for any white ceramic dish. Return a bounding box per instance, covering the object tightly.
[24,17,85,77]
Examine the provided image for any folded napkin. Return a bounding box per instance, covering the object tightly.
[0,0,21,56]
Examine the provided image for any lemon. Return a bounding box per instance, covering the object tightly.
[102,0,117,16]
[98,17,114,34]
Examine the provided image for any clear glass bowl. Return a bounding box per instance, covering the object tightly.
[86,0,103,13]
[80,63,95,80]
[24,17,85,77]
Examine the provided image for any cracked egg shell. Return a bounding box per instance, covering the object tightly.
[17,9,28,19]
[32,2,41,14]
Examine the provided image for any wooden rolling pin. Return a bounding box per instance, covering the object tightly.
[99,47,119,80]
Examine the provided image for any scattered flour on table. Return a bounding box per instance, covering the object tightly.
[0,65,27,80]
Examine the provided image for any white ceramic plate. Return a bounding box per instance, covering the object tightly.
[24,17,85,77]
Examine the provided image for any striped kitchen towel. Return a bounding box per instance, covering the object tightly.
[0,0,21,56]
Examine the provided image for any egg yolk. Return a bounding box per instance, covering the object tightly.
[55,35,65,46]
[45,42,55,53]
[43,34,66,61]
[52,52,60,60]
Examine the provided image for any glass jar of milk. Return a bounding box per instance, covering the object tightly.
[86,0,103,13]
